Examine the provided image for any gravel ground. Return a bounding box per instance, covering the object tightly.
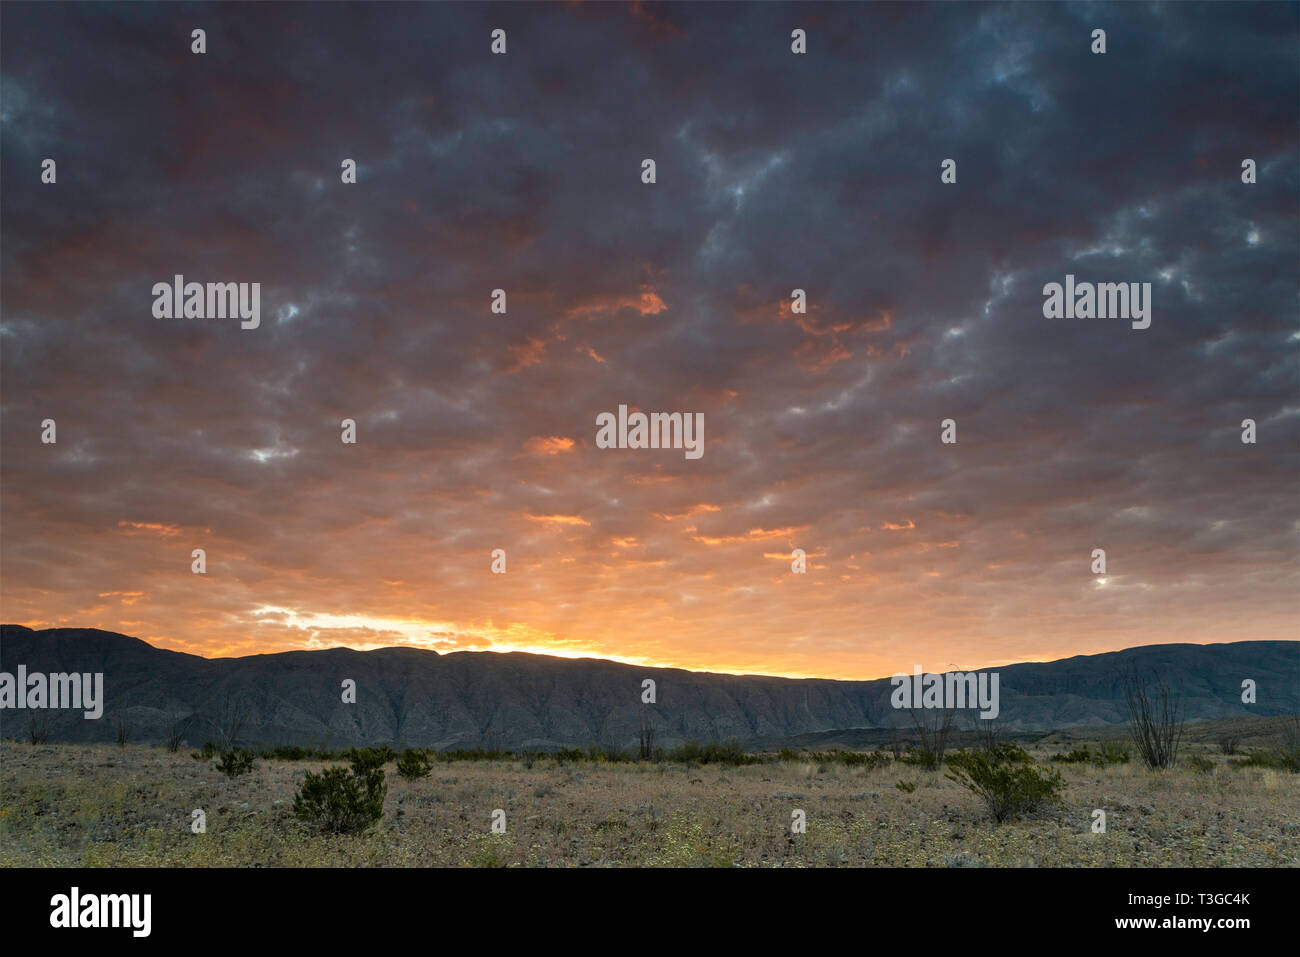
[1,741,1296,867]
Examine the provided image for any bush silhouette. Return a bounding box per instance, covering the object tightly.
[215,747,255,778]
[293,753,387,833]
[343,745,396,770]
[396,748,432,780]
[191,741,217,760]
[1049,743,1129,766]
[1051,747,1094,764]
[946,748,1063,823]
[665,739,757,766]
[899,747,939,768]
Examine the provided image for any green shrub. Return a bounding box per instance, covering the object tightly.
[946,749,1063,823]
[598,741,629,762]
[985,743,1035,765]
[439,746,511,762]
[343,745,396,770]
[899,748,939,768]
[1235,749,1284,770]
[215,747,255,777]
[895,780,916,793]
[396,748,433,781]
[1051,747,1094,764]
[554,747,586,765]
[1098,741,1131,765]
[1235,722,1300,773]
[804,749,890,769]
[1187,755,1215,774]
[665,740,758,766]
[293,755,387,833]
[257,744,338,761]
[1051,743,1129,766]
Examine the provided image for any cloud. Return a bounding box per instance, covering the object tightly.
[0,2,1296,679]
[522,435,577,456]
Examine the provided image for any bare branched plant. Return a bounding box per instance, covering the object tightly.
[1123,672,1183,769]
[164,711,194,753]
[113,712,131,748]
[968,713,1002,753]
[27,712,50,745]
[209,690,250,752]
[887,726,906,760]
[909,706,956,768]
[638,710,656,760]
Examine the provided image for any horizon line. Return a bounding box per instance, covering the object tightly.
[3,623,1292,685]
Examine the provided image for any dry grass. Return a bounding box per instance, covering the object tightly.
[1,740,1295,867]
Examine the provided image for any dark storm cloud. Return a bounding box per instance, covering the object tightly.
[1,1,1296,676]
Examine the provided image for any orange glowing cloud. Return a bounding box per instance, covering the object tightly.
[504,336,548,373]
[691,525,804,546]
[732,291,897,371]
[526,514,592,527]
[523,435,576,456]
[564,286,667,320]
[762,549,825,560]
[98,591,145,605]
[116,521,185,536]
[655,504,721,521]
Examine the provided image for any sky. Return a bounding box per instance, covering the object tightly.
[1,1,1297,680]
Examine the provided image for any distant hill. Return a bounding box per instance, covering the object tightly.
[1,625,1296,750]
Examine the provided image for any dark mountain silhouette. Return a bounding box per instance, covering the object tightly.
[1,625,1295,750]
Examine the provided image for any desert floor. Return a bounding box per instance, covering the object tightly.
[1,740,1296,867]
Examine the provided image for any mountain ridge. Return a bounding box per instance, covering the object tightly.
[2,625,1296,750]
